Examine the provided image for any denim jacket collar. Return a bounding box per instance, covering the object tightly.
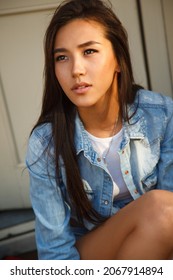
[74,114,99,164]
[74,101,146,155]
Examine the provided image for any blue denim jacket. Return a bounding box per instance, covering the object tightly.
[26,90,173,260]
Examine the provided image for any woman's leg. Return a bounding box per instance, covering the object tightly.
[76,190,173,259]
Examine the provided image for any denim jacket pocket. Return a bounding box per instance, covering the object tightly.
[141,167,158,191]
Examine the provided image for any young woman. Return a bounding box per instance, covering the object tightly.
[26,0,173,260]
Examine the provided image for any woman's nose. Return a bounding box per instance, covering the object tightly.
[72,57,86,78]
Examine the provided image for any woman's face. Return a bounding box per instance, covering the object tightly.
[54,19,120,109]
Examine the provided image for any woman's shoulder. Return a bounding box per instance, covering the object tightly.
[27,122,53,158]
[30,122,52,142]
[135,89,173,118]
[137,89,173,107]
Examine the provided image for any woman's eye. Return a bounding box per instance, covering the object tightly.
[84,49,98,55]
[55,55,68,62]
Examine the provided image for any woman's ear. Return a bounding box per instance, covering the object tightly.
[116,64,121,73]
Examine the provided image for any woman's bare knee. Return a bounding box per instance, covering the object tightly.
[114,190,173,259]
[136,190,173,245]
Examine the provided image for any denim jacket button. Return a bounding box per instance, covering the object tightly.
[125,170,129,175]
[104,200,109,205]
[97,157,101,162]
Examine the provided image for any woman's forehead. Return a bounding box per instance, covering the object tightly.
[54,19,107,47]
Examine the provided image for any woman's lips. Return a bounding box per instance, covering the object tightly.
[71,82,92,94]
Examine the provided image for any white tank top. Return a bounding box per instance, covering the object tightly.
[86,129,131,200]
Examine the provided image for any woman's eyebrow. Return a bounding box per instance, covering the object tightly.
[54,41,101,54]
[54,47,67,54]
[78,40,101,48]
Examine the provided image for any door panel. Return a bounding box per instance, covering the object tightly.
[0,76,30,209]
[162,0,173,91]
[0,7,56,209]
[140,0,173,97]
[112,0,148,88]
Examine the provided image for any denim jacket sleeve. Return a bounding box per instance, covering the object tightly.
[156,97,173,191]
[26,125,80,260]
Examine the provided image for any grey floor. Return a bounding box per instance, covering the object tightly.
[0,208,35,229]
[0,208,36,259]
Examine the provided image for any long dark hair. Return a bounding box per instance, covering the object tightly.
[33,0,140,225]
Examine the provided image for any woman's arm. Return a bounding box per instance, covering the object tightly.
[156,97,173,191]
[26,126,80,260]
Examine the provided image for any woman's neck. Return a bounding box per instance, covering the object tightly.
[78,99,121,138]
